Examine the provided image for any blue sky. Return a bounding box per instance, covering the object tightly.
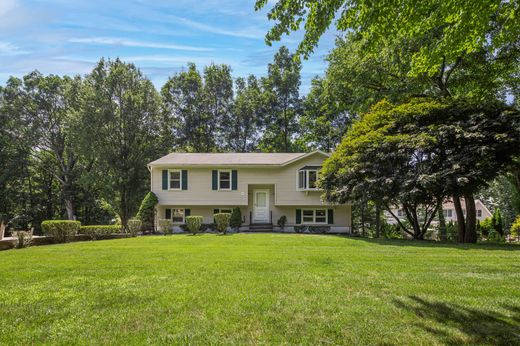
[0,0,337,93]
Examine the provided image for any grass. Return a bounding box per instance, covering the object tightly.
[0,234,519,345]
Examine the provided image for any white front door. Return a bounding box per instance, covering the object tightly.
[253,190,269,223]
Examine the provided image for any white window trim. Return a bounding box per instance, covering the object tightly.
[301,208,328,224]
[296,168,321,191]
[171,208,185,224]
[218,169,232,191]
[168,169,182,191]
[216,208,232,214]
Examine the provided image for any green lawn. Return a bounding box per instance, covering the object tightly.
[1,234,519,345]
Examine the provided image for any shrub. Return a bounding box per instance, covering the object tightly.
[41,220,80,243]
[229,208,242,232]
[294,225,305,233]
[381,223,402,239]
[214,213,231,234]
[127,218,142,237]
[136,192,158,231]
[80,225,121,240]
[158,219,174,234]
[186,216,203,235]
[510,215,520,241]
[12,230,33,249]
[491,208,504,236]
[277,216,287,230]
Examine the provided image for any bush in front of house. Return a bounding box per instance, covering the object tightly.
[214,213,231,234]
[186,216,203,235]
[293,225,330,234]
[229,208,242,232]
[158,219,174,234]
[41,220,81,243]
[12,230,33,248]
[127,218,142,237]
[80,225,121,240]
[136,192,158,231]
[277,216,287,230]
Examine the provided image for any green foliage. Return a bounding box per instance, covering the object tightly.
[41,220,81,243]
[229,208,242,231]
[510,216,520,241]
[11,231,33,249]
[158,219,173,234]
[80,225,121,240]
[186,216,203,235]
[277,215,287,230]
[478,218,494,237]
[214,213,231,234]
[380,223,402,239]
[135,192,158,230]
[492,209,504,236]
[127,218,142,237]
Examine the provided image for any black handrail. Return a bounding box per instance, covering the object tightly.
[270,210,272,224]
[249,211,252,225]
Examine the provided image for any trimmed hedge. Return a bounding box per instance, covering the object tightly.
[127,218,142,237]
[186,216,203,235]
[158,219,173,234]
[80,225,121,240]
[41,220,81,243]
[214,213,231,234]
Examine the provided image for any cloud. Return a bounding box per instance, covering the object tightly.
[0,41,29,56]
[0,0,17,17]
[169,15,265,39]
[69,37,213,52]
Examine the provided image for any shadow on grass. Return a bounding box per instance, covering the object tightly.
[338,236,520,251]
[393,296,520,345]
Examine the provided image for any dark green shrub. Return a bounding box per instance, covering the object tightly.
[214,213,231,234]
[186,216,203,235]
[41,220,81,243]
[277,216,287,230]
[381,223,402,239]
[80,225,121,240]
[136,192,158,230]
[492,209,504,236]
[201,223,216,232]
[229,208,242,232]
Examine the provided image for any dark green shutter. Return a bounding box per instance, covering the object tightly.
[232,170,238,190]
[212,170,218,190]
[182,170,188,190]
[328,209,334,224]
[162,170,168,190]
[165,208,171,219]
[296,209,301,224]
[185,209,191,217]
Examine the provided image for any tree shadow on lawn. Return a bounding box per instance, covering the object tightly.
[338,236,520,251]
[393,295,520,345]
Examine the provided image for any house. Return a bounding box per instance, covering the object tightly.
[385,199,492,225]
[147,150,351,233]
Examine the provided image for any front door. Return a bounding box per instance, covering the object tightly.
[253,190,269,223]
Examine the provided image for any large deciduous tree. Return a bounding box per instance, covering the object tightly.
[80,58,163,228]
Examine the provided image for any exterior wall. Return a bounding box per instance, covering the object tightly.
[151,152,333,206]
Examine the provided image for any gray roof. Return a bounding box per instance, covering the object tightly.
[148,151,329,166]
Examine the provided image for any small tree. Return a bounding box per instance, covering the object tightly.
[136,192,158,232]
[229,208,242,232]
[186,216,203,235]
[492,209,504,236]
[214,213,231,234]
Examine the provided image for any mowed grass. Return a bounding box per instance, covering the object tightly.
[1,234,519,345]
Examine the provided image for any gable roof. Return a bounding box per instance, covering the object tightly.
[148,150,330,167]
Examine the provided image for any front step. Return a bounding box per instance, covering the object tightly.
[249,223,273,232]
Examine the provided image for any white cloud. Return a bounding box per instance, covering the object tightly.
[69,37,213,52]
[0,0,17,18]
[169,15,265,39]
[0,41,29,56]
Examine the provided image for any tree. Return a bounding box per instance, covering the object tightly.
[229,207,242,232]
[1,72,83,220]
[321,98,520,242]
[298,77,352,151]
[226,75,264,152]
[79,58,164,228]
[255,0,520,78]
[259,46,302,152]
[135,192,159,231]
[492,209,504,236]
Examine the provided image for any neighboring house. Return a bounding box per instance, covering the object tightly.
[385,199,492,225]
[147,150,351,233]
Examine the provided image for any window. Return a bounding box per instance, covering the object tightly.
[443,209,453,218]
[172,208,184,223]
[297,166,321,190]
[219,170,231,190]
[302,209,327,224]
[397,209,405,217]
[169,170,182,190]
[217,208,232,214]
[477,209,482,218]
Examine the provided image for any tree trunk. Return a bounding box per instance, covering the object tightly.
[452,194,466,243]
[438,207,447,241]
[464,193,477,243]
[0,221,5,240]
[375,202,381,238]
